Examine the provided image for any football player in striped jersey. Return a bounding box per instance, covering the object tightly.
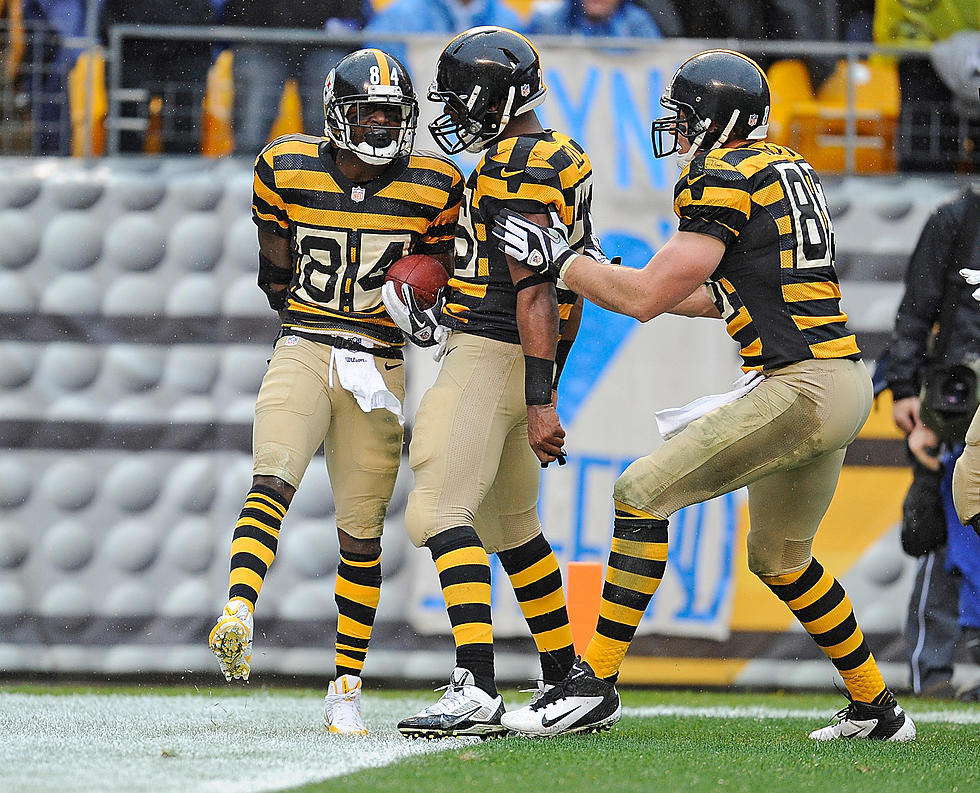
[209,49,464,735]
[494,49,916,742]
[390,26,600,739]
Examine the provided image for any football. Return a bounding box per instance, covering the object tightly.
[384,254,449,311]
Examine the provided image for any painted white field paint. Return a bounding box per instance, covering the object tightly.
[1,691,978,793]
[0,691,461,793]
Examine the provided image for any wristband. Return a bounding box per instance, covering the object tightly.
[257,252,293,285]
[553,339,573,389]
[524,355,554,406]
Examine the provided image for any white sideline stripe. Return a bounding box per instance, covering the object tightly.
[623,705,980,723]
[0,692,460,793]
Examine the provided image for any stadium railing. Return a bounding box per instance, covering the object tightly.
[3,21,978,173]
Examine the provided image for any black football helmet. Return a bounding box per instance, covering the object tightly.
[323,49,418,165]
[428,26,547,155]
[651,49,770,167]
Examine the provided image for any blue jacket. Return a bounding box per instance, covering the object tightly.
[941,447,980,627]
[365,0,526,64]
[529,0,662,37]
[366,0,526,36]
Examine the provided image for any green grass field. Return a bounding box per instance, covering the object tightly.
[2,684,977,793]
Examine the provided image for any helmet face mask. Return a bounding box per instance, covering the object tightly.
[650,97,702,160]
[323,49,418,165]
[427,81,489,155]
[427,26,547,155]
[650,49,771,168]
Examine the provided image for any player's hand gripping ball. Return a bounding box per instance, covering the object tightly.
[382,254,450,352]
[383,254,449,310]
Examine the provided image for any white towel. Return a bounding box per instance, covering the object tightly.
[654,371,764,441]
[329,347,405,425]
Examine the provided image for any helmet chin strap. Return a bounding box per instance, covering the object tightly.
[675,125,708,169]
[468,83,546,154]
[675,109,741,169]
[465,84,516,153]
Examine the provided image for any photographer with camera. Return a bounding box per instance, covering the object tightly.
[884,184,980,700]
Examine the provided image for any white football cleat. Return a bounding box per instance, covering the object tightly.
[208,598,253,682]
[809,695,916,741]
[501,659,621,737]
[397,667,506,739]
[324,674,368,735]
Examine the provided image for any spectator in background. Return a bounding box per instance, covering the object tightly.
[364,0,525,65]
[674,0,755,38]
[2,0,29,154]
[100,0,214,154]
[678,0,838,87]
[874,0,980,171]
[528,0,670,38]
[677,0,836,41]
[884,185,980,700]
[930,30,980,167]
[17,0,87,154]
[839,0,874,42]
[222,1,368,156]
[3,0,26,87]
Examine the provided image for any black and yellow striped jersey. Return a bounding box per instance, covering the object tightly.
[675,141,860,371]
[441,130,594,344]
[252,134,463,346]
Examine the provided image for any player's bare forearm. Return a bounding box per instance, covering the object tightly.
[257,229,294,314]
[514,281,563,457]
[258,229,292,296]
[669,285,723,318]
[562,232,725,322]
[258,229,291,269]
[514,281,559,359]
[509,258,564,462]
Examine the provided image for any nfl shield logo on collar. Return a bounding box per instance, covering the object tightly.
[521,84,530,97]
[351,186,365,202]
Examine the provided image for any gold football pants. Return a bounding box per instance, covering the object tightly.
[953,405,980,524]
[405,332,542,552]
[252,336,404,539]
[615,358,873,576]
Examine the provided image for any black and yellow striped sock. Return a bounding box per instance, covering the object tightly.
[497,533,575,683]
[583,503,669,680]
[760,557,890,704]
[426,526,496,697]
[228,485,288,609]
[334,548,382,679]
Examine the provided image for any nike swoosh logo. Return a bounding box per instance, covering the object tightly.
[541,706,583,728]
[688,172,704,185]
[443,705,481,727]
[500,168,524,178]
[840,722,874,738]
[384,362,402,370]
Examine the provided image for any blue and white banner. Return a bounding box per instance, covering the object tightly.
[401,40,746,641]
